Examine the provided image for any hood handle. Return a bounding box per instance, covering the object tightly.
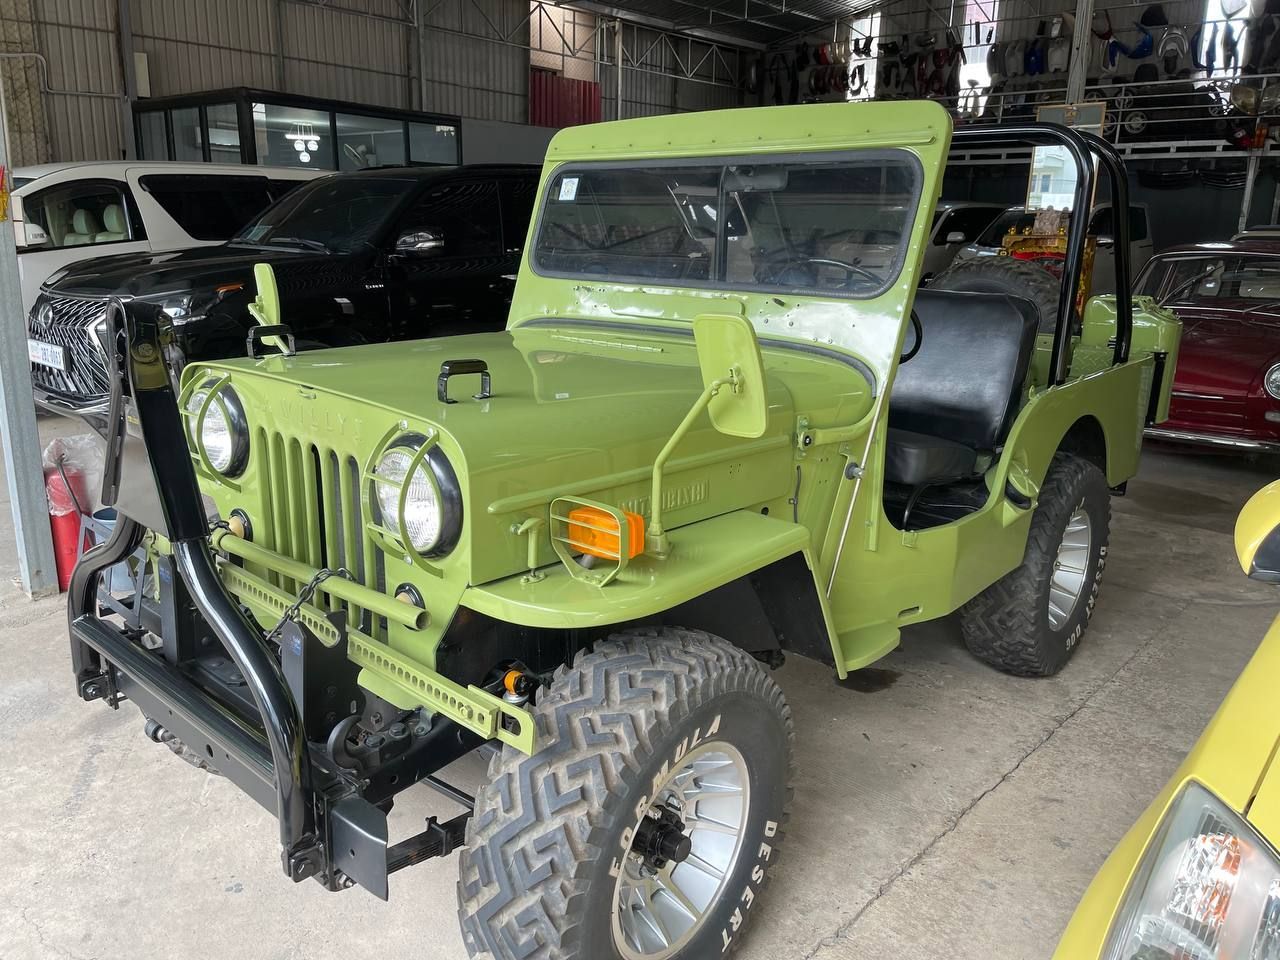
[438,359,491,404]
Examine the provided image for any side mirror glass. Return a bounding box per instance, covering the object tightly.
[945,230,966,244]
[692,313,768,438]
[395,229,444,257]
[1236,480,1280,581]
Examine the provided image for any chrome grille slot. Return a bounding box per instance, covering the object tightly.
[257,430,376,637]
[28,295,111,401]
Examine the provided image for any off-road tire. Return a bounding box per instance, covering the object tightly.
[457,627,794,960]
[959,454,1110,676]
[930,255,1060,332]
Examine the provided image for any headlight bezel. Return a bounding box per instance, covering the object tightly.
[1265,363,1280,400]
[185,377,250,479]
[371,432,462,558]
[1104,780,1280,960]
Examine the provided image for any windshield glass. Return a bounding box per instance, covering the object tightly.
[1152,255,1280,302]
[533,153,920,299]
[235,176,412,253]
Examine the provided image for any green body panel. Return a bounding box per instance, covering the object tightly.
[818,353,1157,673]
[462,510,815,626]
[180,100,1181,730]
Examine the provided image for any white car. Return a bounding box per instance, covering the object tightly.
[11,161,319,313]
[923,202,1006,281]
[951,202,1154,294]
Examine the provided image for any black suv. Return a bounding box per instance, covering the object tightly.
[28,164,537,415]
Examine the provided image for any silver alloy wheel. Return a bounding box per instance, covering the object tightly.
[1048,502,1092,631]
[612,742,750,960]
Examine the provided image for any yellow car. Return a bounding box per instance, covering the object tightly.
[1053,480,1280,958]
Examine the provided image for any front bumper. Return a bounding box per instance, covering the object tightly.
[32,382,109,427]
[69,519,481,899]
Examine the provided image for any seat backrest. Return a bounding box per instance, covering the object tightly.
[95,204,127,242]
[63,207,99,246]
[889,289,1039,450]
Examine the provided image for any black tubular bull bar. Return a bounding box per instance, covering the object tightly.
[66,300,475,897]
[68,299,318,878]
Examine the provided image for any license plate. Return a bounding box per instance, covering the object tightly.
[27,338,67,372]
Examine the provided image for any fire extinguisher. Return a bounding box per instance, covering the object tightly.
[44,459,88,592]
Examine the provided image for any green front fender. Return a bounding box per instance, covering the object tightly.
[462,509,839,653]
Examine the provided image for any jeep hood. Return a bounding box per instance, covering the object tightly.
[200,327,799,585]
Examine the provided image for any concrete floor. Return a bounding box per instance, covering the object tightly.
[1,416,1276,960]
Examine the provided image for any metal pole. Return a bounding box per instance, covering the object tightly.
[116,0,137,159]
[615,19,624,121]
[1065,0,1094,103]
[416,0,429,111]
[273,0,287,90]
[1240,150,1261,233]
[0,79,57,598]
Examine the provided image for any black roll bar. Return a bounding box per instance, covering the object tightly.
[949,123,1135,383]
[1078,130,1134,366]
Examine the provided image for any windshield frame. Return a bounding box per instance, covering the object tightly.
[528,149,924,302]
[232,173,418,254]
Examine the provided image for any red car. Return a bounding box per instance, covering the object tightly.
[1136,239,1280,452]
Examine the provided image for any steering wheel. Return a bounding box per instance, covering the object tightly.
[900,309,923,364]
[759,255,883,291]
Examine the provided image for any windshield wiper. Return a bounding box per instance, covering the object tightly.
[265,236,332,254]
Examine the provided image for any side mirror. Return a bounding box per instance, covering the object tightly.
[1096,234,1116,248]
[246,262,295,358]
[945,230,966,244]
[693,313,768,439]
[395,228,444,257]
[22,222,48,247]
[1236,480,1280,582]
[646,312,768,556]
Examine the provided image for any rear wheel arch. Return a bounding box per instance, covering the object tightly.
[1054,414,1109,481]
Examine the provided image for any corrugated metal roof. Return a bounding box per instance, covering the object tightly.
[573,0,878,47]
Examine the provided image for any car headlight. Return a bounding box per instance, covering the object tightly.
[1265,363,1280,400]
[372,437,461,556]
[161,294,195,320]
[1104,782,1280,960]
[32,300,54,330]
[185,379,249,477]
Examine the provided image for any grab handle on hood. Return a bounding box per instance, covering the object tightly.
[438,358,491,404]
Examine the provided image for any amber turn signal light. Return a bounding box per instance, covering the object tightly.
[566,506,644,561]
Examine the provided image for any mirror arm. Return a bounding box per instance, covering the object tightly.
[646,371,735,557]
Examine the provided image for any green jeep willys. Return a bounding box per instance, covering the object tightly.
[69,101,1179,960]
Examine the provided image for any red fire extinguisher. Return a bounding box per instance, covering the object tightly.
[44,460,88,592]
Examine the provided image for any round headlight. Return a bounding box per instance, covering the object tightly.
[186,380,249,477]
[1266,363,1280,400]
[373,439,461,556]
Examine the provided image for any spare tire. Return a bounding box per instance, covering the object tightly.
[930,256,1061,333]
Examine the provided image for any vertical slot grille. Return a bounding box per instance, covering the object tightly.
[256,430,378,637]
